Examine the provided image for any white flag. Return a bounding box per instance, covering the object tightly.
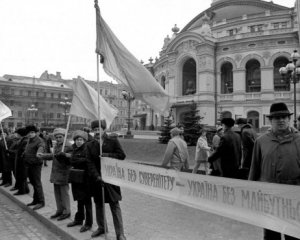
[0,100,12,122]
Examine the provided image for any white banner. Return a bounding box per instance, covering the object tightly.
[101,158,300,238]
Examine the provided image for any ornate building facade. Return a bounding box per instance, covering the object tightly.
[151,0,300,131]
[0,71,138,131]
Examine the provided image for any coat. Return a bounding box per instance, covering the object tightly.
[249,129,300,185]
[240,124,257,169]
[195,136,211,162]
[70,142,91,201]
[42,141,72,185]
[208,129,242,178]
[86,134,126,203]
[23,136,44,165]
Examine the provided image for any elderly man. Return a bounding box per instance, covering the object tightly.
[208,118,241,178]
[249,102,300,240]
[161,127,189,171]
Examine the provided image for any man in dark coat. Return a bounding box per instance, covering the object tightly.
[208,118,242,178]
[0,129,12,187]
[236,118,257,179]
[86,120,126,240]
[24,125,45,210]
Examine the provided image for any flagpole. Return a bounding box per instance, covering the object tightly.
[97,53,107,240]
[0,122,8,150]
[62,114,71,152]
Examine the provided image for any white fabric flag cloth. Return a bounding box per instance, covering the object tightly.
[0,100,12,122]
[95,1,171,113]
[69,77,118,128]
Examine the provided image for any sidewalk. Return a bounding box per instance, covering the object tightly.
[0,161,261,240]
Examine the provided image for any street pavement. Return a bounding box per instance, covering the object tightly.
[0,190,62,240]
[0,159,263,240]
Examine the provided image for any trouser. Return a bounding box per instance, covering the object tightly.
[95,200,124,236]
[264,229,300,240]
[53,184,70,214]
[74,197,93,226]
[1,171,12,184]
[26,164,44,203]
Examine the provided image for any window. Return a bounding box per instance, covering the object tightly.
[182,58,196,95]
[246,59,261,92]
[18,111,22,117]
[57,113,61,118]
[228,28,237,36]
[273,57,290,91]
[58,93,61,99]
[28,91,31,96]
[19,90,23,96]
[221,62,233,94]
[105,89,108,95]
[273,23,279,29]
[51,93,54,98]
[161,76,166,89]
[44,92,47,98]
[36,92,39,97]
[11,89,14,95]
[49,113,54,119]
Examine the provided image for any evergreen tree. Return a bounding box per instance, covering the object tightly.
[181,102,203,146]
[158,114,173,144]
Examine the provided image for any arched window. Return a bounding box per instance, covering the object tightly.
[182,58,196,95]
[161,76,166,89]
[246,59,261,92]
[273,57,290,91]
[221,62,233,94]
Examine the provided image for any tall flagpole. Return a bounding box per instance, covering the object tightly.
[0,122,8,150]
[97,52,107,240]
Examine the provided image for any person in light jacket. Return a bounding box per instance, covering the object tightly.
[249,102,300,240]
[161,127,189,171]
[38,128,72,220]
[192,128,211,174]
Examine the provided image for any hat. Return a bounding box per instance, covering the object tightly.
[73,130,88,141]
[216,126,223,132]
[170,127,182,136]
[83,127,91,133]
[15,127,28,137]
[53,128,66,136]
[221,118,235,127]
[25,125,39,133]
[236,118,247,125]
[266,102,293,118]
[91,119,107,130]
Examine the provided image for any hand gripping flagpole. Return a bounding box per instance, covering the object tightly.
[61,114,71,152]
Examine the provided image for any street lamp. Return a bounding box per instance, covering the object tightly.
[121,90,135,138]
[59,97,71,127]
[27,104,38,125]
[279,50,300,128]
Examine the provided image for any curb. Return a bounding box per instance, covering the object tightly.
[0,186,77,240]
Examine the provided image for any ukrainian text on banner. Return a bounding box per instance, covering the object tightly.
[101,158,300,238]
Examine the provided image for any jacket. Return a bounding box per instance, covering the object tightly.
[86,134,126,203]
[208,129,242,178]
[23,136,44,165]
[240,124,257,169]
[195,136,210,162]
[249,129,300,185]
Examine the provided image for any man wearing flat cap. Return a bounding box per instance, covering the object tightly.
[249,102,300,240]
[86,119,127,240]
[208,118,242,178]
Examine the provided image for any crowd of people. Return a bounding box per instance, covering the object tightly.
[1,101,300,240]
[0,120,127,240]
[161,102,300,240]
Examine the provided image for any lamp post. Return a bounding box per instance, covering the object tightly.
[59,97,71,127]
[121,90,135,138]
[27,104,38,125]
[279,50,300,129]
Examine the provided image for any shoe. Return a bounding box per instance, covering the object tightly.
[10,187,18,191]
[91,228,106,238]
[33,203,45,210]
[57,213,71,221]
[14,192,25,196]
[67,221,82,227]
[80,225,92,232]
[27,201,37,206]
[4,183,12,187]
[50,212,63,219]
[117,235,127,240]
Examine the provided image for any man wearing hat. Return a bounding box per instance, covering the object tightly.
[24,125,45,210]
[86,120,127,240]
[235,118,257,179]
[208,118,242,178]
[249,102,300,240]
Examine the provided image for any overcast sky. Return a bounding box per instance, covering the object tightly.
[0,0,296,82]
